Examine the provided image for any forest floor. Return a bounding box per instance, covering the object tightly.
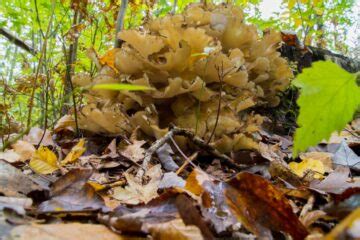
[0,115,359,240]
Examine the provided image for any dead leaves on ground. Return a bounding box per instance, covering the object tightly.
[1,123,360,239]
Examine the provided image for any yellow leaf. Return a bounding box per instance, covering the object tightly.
[99,49,118,72]
[294,18,302,28]
[288,0,296,9]
[314,7,323,15]
[61,139,86,165]
[88,181,106,191]
[289,158,325,179]
[29,146,59,174]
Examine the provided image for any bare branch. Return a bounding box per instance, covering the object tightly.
[0,28,37,55]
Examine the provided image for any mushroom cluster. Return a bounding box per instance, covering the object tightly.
[74,3,293,152]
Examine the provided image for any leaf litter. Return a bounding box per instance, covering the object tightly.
[0,2,360,240]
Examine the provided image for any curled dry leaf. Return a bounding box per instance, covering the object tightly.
[54,114,76,133]
[29,146,59,175]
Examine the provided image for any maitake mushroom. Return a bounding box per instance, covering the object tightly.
[75,3,293,152]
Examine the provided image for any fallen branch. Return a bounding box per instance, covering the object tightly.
[0,27,37,55]
[137,126,246,180]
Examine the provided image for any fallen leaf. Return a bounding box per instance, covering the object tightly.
[324,207,360,239]
[11,140,35,161]
[23,127,54,146]
[184,169,308,239]
[61,139,86,165]
[100,191,179,234]
[289,158,325,179]
[0,150,21,163]
[29,146,59,175]
[0,196,32,215]
[156,143,179,171]
[324,188,360,218]
[4,223,132,240]
[147,218,204,240]
[333,140,360,171]
[300,210,327,228]
[300,152,333,172]
[54,114,76,133]
[226,172,308,240]
[310,166,360,194]
[0,160,45,197]
[113,164,162,204]
[120,140,146,163]
[38,169,104,213]
[159,172,185,189]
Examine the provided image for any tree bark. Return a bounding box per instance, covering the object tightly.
[280,44,360,73]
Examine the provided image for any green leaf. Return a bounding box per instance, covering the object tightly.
[292,61,360,157]
[92,83,154,91]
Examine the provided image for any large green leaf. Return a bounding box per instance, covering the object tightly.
[292,61,360,157]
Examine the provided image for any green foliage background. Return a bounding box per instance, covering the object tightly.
[0,0,357,141]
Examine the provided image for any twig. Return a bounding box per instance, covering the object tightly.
[136,126,246,180]
[206,62,224,144]
[176,152,198,175]
[26,3,55,129]
[171,0,178,14]
[136,130,175,180]
[114,0,128,48]
[0,28,37,55]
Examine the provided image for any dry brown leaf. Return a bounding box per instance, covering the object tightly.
[4,223,135,240]
[120,140,146,163]
[113,164,162,204]
[226,172,308,240]
[11,140,35,161]
[184,169,308,239]
[54,115,76,133]
[23,127,54,146]
[38,169,104,213]
[0,160,44,197]
[0,150,21,163]
[147,218,204,240]
[310,166,360,194]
